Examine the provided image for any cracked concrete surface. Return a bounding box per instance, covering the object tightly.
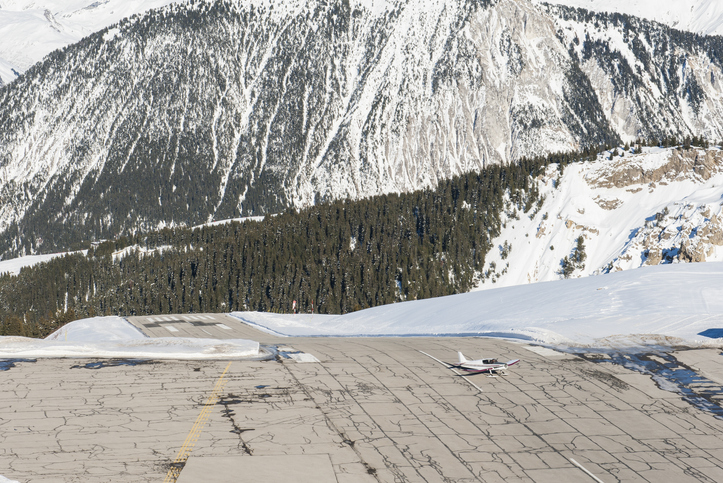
[1,314,722,482]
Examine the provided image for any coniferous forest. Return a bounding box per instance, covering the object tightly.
[0,155,565,337]
[3,138,654,339]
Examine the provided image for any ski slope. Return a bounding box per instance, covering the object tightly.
[0,250,86,276]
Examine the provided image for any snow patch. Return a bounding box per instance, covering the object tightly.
[102,27,121,42]
[0,316,260,359]
[0,250,86,276]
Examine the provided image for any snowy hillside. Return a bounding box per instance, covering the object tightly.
[2,262,721,356]
[3,0,722,86]
[4,0,723,258]
[480,145,723,288]
[0,0,183,84]
[541,0,723,37]
[233,262,723,348]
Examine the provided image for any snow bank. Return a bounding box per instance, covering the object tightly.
[0,336,260,360]
[4,263,722,357]
[46,316,147,341]
[233,263,723,349]
[0,316,260,360]
[0,475,20,483]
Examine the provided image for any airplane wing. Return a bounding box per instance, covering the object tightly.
[458,367,494,374]
[488,360,520,372]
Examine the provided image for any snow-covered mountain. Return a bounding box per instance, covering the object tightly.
[3,1,722,87]
[3,0,723,257]
[0,0,183,84]
[541,0,723,37]
[480,145,723,289]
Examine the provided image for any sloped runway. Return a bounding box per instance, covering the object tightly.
[1,313,723,482]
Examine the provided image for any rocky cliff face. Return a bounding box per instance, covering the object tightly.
[479,145,723,289]
[550,5,723,145]
[1,0,723,257]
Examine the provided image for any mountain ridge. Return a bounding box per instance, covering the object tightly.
[0,0,182,84]
[2,0,723,257]
[540,0,723,38]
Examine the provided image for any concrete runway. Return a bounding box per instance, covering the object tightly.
[1,313,723,482]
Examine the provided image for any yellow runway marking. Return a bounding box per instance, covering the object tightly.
[164,362,232,482]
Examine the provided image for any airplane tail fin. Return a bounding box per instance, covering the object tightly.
[458,352,468,364]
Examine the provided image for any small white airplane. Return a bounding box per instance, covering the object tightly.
[449,352,520,376]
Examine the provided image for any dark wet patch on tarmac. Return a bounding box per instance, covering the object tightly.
[70,359,154,369]
[580,351,723,420]
[0,358,36,371]
[217,394,255,453]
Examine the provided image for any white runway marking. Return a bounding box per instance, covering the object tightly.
[570,458,605,482]
[216,324,231,330]
[523,345,568,358]
[418,350,485,393]
[287,352,320,363]
[165,326,179,332]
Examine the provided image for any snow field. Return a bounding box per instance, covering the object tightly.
[232,262,723,349]
[0,0,185,82]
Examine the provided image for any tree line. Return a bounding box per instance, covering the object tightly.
[0,156,555,337]
[8,142,696,338]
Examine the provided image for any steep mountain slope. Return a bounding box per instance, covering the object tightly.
[2,0,723,257]
[540,0,723,37]
[549,5,723,145]
[0,0,182,84]
[2,0,721,86]
[480,145,723,289]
